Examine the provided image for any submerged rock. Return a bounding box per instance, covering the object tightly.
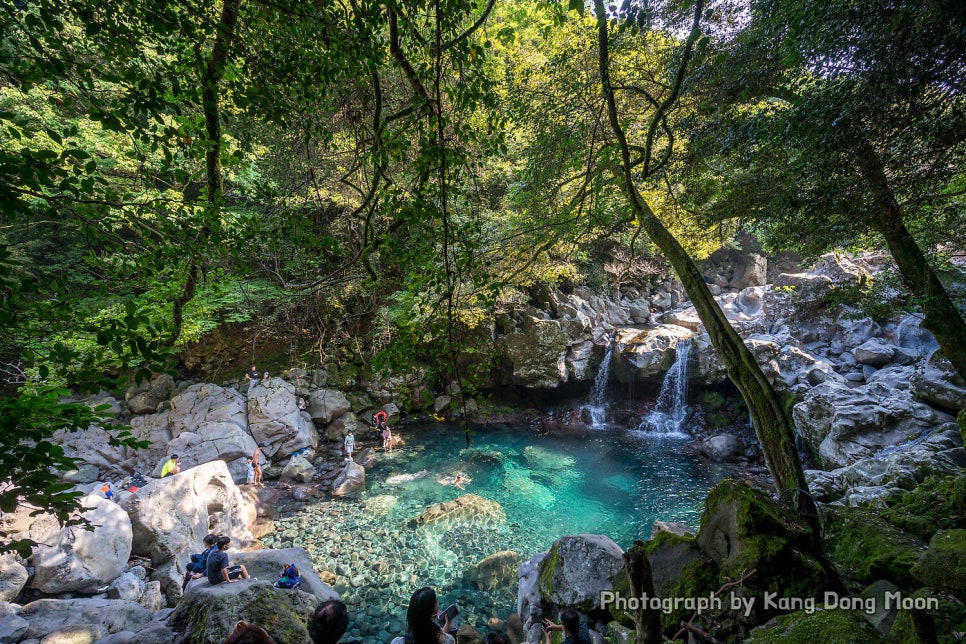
[464,550,522,591]
[414,494,506,528]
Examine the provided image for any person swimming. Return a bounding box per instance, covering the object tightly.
[438,474,471,490]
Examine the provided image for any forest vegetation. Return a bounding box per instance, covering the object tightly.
[0,0,964,539]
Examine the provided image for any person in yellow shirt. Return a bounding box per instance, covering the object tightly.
[160,455,181,478]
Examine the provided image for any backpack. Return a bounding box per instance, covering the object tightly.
[274,564,301,589]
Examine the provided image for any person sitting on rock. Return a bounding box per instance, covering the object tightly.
[344,429,355,462]
[308,599,361,644]
[391,587,455,644]
[206,536,250,585]
[262,370,270,384]
[542,609,591,644]
[225,620,273,644]
[160,454,180,478]
[183,533,218,590]
[274,563,301,589]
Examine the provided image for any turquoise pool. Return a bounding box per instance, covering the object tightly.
[265,423,720,640]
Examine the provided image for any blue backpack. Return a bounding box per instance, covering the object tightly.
[274,564,301,589]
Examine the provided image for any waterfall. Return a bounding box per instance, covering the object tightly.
[638,339,692,436]
[584,344,614,427]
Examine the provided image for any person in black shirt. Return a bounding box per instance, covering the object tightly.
[206,536,250,584]
[542,609,591,644]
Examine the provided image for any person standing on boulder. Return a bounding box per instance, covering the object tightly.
[252,445,265,487]
[245,365,259,394]
[160,454,180,478]
[206,536,250,584]
[344,428,355,462]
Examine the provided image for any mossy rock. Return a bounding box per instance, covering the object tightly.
[910,529,966,597]
[744,609,888,643]
[824,505,926,590]
[655,558,720,634]
[882,475,966,541]
[696,478,832,602]
[537,534,624,613]
[890,587,966,644]
[170,580,316,643]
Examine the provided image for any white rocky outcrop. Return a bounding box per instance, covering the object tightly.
[120,460,255,573]
[248,377,317,459]
[30,493,132,594]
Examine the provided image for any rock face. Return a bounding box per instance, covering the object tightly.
[330,461,366,497]
[911,353,966,411]
[16,598,151,641]
[910,529,966,596]
[498,315,571,388]
[126,374,176,415]
[537,534,625,612]
[792,367,953,468]
[170,580,320,644]
[248,377,317,459]
[414,495,506,528]
[516,552,547,634]
[30,493,133,594]
[0,553,28,602]
[120,461,255,574]
[806,423,965,503]
[611,325,692,382]
[307,388,352,423]
[279,454,317,485]
[464,551,522,590]
[222,547,340,603]
[128,383,255,482]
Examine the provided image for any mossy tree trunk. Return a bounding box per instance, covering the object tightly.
[593,2,812,514]
[624,541,663,644]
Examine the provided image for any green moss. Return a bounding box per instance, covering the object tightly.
[538,544,560,602]
[824,505,925,590]
[910,529,966,596]
[890,587,966,644]
[882,475,966,541]
[656,559,720,633]
[644,530,694,554]
[744,609,888,643]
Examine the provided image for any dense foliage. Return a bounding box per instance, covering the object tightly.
[0,0,963,548]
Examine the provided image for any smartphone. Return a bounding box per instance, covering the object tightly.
[437,603,458,626]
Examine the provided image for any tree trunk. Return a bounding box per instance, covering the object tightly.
[593,2,813,513]
[624,541,663,644]
[854,142,966,382]
[170,0,241,344]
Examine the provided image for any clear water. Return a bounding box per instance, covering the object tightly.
[265,424,719,640]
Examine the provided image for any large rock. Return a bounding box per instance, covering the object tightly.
[120,461,255,576]
[171,580,321,644]
[697,434,744,462]
[696,479,833,605]
[30,493,133,594]
[537,534,625,612]
[17,598,151,641]
[325,412,358,441]
[224,547,339,603]
[248,377,317,459]
[806,423,965,503]
[730,253,767,289]
[307,389,351,423]
[0,553,28,602]
[910,529,966,596]
[792,369,954,468]
[853,338,896,367]
[279,454,317,485]
[498,315,571,388]
[126,374,176,415]
[612,325,693,383]
[127,383,255,482]
[414,495,506,528]
[517,552,547,633]
[108,571,145,602]
[330,461,366,497]
[911,353,966,411]
[464,551,522,591]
